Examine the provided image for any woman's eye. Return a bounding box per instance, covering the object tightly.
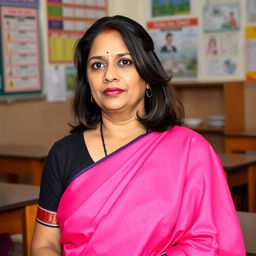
[91,62,105,69]
[119,59,132,66]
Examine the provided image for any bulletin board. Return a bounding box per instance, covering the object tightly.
[202,0,241,77]
[47,0,108,64]
[0,0,42,101]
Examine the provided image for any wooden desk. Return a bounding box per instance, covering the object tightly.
[0,182,39,256]
[237,211,256,254]
[0,144,49,185]
[219,153,256,212]
[225,129,256,153]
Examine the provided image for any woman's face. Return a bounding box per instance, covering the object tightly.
[86,29,148,117]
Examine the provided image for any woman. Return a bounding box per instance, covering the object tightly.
[31,15,245,256]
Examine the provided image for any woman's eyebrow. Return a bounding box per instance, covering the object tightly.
[88,52,131,62]
[88,56,104,62]
[116,52,130,58]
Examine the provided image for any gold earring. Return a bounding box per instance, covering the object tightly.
[91,96,94,103]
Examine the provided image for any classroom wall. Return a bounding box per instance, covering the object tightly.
[0,0,255,147]
[0,0,144,147]
[0,99,73,147]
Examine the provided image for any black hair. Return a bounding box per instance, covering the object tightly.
[166,33,173,38]
[70,15,183,133]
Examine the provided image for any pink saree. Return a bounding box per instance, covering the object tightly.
[57,126,245,256]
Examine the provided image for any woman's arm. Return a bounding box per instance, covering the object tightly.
[31,222,62,256]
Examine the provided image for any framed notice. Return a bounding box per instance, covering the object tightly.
[147,18,198,80]
[0,6,41,96]
[47,0,108,64]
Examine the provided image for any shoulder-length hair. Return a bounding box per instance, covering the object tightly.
[70,15,184,133]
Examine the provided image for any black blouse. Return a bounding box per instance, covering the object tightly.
[38,132,94,212]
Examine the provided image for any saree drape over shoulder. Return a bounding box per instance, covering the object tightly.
[57,126,245,256]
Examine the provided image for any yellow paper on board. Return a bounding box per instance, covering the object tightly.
[50,36,78,62]
[246,27,256,81]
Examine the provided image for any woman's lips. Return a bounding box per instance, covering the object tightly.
[103,87,124,96]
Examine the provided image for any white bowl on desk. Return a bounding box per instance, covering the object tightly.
[184,118,203,127]
[208,114,225,121]
[207,115,225,127]
[207,120,225,127]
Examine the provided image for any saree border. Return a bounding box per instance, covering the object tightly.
[36,205,59,227]
[67,131,152,186]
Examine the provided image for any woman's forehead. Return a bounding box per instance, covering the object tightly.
[89,30,129,56]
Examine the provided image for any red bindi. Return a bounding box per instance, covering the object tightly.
[103,27,114,33]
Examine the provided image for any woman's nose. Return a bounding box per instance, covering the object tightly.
[103,64,119,83]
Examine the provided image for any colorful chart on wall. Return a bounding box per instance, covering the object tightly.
[147,18,198,80]
[47,0,108,64]
[0,6,41,96]
[151,0,190,17]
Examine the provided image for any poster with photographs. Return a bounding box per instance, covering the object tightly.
[203,1,240,32]
[202,0,240,77]
[151,0,190,17]
[205,33,238,76]
[147,18,198,80]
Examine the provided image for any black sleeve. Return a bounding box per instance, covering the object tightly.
[38,144,65,212]
[38,132,94,212]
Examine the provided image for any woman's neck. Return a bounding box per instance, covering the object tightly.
[100,113,146,139]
